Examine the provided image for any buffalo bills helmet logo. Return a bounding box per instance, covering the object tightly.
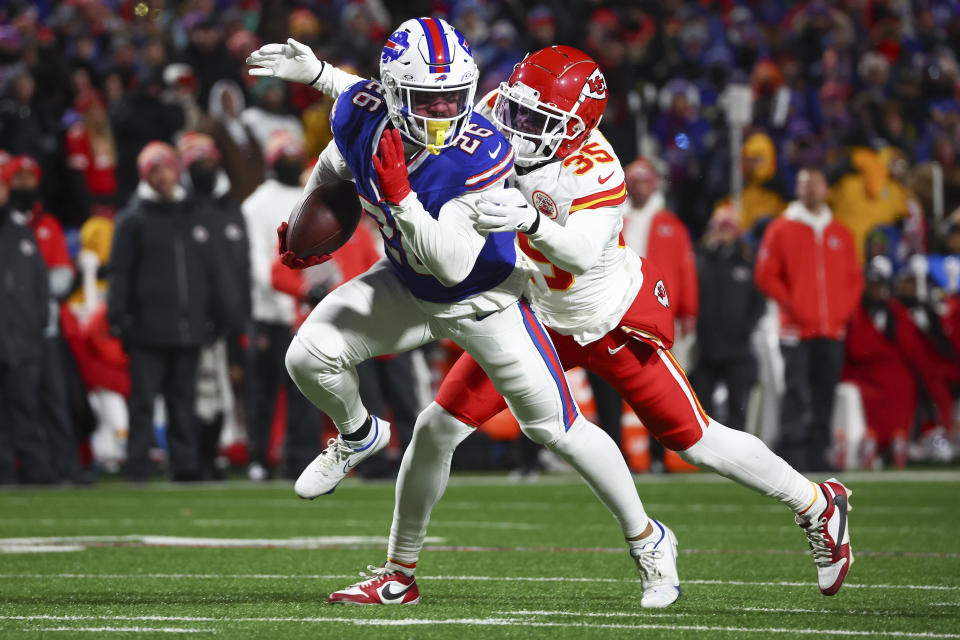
[456,29,471,56]
[382,30,410,64]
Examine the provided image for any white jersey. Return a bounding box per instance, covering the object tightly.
[477,92,644,344]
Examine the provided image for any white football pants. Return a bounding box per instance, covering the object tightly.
[286,259,584,446]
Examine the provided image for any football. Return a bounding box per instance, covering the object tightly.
[285,180,362,259]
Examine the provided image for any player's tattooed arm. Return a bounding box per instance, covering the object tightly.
[247,39,363,99]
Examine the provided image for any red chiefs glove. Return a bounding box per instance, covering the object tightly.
[371,128,411,203]
[276,221,332,270]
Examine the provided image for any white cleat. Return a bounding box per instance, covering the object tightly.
[796,477,854,596]
[632,519,681,608]
[294,416,391,499]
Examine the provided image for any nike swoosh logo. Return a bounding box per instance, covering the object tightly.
[608,341,629,355]
[380,582,414,601]
[489,142,502,158]
[598,172,614,184]
[833,493,848,558]
[342,445,370,473]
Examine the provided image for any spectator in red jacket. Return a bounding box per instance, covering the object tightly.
[755,168,864,470]
[622,157,699,334]
[65,91,118,210]
[841,257,918,459]
[62,303,130,473]
[891,265,960,439]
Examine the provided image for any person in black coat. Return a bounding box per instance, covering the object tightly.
[107,141,237,482]
[691,203,766,431]
[0,179,56,485]
[178,132,251,479]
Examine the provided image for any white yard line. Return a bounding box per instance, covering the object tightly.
[0,545,85,554]
[0,572,956,591]
[3,615,958,637]
[0,535,443,549]
[26,627,210,634]
[505,607,899,617]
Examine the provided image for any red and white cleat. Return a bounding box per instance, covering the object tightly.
[796,478,854,596]
[328,565,420,605]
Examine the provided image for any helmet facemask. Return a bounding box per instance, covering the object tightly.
[382,74,476,154]
[493,81,586,166]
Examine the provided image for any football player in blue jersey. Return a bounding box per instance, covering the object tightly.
[248,17,647,531]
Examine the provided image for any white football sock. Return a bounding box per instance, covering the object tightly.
[626,519,664,556]
[679,420,823,514]
[384,560,415,577]
[285,335,368,435]
[548,418,650,539]
[388,403,474,565]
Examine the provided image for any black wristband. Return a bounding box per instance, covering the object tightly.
[309,61,326,87]
[524,211,541,235]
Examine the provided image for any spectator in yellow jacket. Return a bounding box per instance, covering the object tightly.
[739,132,788,231]
[828,146,911,263]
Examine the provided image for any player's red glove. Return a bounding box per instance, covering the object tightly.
[276,221,332,269]
[371,128,411,204]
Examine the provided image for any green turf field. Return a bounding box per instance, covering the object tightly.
[1,470,958,639]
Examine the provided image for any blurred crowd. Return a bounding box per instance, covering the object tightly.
[1,0,959,484]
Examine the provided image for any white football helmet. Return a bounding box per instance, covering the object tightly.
[379,17,477,154]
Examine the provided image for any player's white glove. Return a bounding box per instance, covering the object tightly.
[246,38,325,86]
[472,188,540,234]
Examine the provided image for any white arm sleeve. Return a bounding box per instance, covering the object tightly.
[314,65,365,100]
[304,140,354,192]
[525,206,621,275]
[389,191,487,287]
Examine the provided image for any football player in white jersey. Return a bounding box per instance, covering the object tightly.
[248,41,852,607]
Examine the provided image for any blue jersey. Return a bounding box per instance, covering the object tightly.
[331,79,516,304]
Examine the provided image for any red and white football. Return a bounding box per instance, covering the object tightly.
[285,180,362,259]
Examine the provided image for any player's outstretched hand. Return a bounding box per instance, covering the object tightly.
[472,188,539,233]
[247,38,325,86]
[372,128,412,204]
[276,221,332,270]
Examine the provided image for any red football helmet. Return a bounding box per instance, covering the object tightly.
[492,45,608,166]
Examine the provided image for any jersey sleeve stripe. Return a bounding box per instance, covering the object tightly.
[464,148,515,188]
[568,182,627,213]
[570,181,626,207]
